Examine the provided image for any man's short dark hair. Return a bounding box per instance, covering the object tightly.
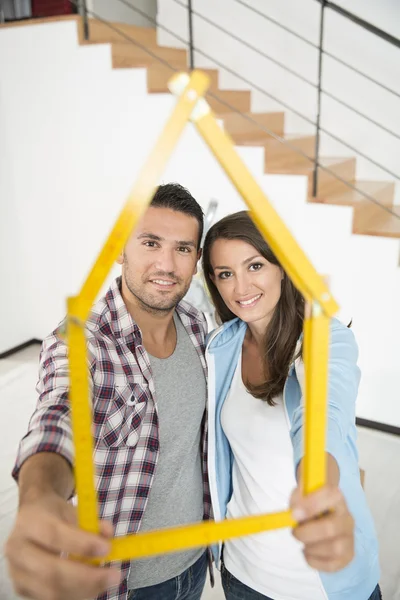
[150,183,204,249]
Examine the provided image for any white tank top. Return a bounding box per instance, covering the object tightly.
[221,354,327,600]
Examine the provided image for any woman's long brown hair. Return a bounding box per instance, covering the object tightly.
[202,211,305,405]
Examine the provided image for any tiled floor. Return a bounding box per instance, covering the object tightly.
[1,346,399,599]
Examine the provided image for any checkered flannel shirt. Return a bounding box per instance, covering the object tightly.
[12,277,212,600]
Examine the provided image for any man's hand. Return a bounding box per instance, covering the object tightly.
[290,484,355,572]
[5,491,121,600]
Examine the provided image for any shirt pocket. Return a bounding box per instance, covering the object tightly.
[99,381,148,449]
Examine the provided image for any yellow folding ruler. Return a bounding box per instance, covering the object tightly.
[66,70,339,562]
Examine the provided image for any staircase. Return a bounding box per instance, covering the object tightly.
[82,15,400,243]
[3,14,399,242]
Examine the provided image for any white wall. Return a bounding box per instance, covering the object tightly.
[0,93,34,349]
[157,0,400,201]
[0,19,399,428]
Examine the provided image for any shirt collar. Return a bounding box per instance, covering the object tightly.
[102,277,204,342]
[104,277,142,341]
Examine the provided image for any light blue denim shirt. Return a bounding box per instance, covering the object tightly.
[206,317,380,600]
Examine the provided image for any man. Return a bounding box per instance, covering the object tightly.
[7,184,210,600]
[6,183,355,600]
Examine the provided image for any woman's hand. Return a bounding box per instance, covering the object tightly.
[290,484,355,572]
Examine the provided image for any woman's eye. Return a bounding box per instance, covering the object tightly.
[249,263,263,271]
[218,271,232,280]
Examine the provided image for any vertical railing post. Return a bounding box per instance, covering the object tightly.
[313,1,326,198]
[188,0,195,70]
[0,0,6,23]
[77,0,89,41]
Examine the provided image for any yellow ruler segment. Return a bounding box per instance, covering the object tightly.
[105,510,296,562]
[74,70,211,322]
[302,304,330,495]
[67,297,99,533]
[193,111,338,317]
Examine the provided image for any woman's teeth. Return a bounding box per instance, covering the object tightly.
[238,294,261,307]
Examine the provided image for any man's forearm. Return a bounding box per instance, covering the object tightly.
[19,452,74,505]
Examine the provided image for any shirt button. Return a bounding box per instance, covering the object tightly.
[127,431,139,446]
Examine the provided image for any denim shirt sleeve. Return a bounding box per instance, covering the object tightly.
[290,323,361,477]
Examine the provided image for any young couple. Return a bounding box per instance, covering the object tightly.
[6,183,380,600]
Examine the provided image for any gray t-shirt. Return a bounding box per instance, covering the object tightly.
[128,313,206,589]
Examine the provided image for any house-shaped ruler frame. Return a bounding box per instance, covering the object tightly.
[67,71,339,563]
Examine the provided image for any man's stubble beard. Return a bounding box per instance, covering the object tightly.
[123,269,191,315]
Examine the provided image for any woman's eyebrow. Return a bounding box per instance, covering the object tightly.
[214,255,261,270]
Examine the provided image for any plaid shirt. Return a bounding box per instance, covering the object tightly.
[13,277,212,600]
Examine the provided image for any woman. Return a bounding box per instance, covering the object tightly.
[202,211,381,600]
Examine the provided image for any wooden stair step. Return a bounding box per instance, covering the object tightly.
[147,65,219,93]
[207,90,251,115]
[222,111,285,143]
[353,205,400,238]
[264,135,315,168]
[267,157,356,197]
[313,157,357,198]
[88,19,157,45]
[310,180,396,234]
[111,42,187,69]
[312,180,394,208]
[315,157,357,197]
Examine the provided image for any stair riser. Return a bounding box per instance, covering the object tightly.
[311,160,357,198]
[223,113,285,142]
[112,45,187,69]
[265,137,315,169]
[147,66,219,93]
[353,189,395,233]
[208,93,251,115]
[89,22,157,45]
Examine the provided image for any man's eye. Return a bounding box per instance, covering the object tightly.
[144,241,156,247]
[178,246,191,253]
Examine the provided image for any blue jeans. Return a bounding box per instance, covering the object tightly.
[221,561,382,599]
[128,552,207,600]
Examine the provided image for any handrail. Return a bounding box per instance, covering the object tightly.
[63,0,400,222]
[170,0,400,142]
[111,0,400,182]
[232,0,400,100]
[313,0,400,49]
